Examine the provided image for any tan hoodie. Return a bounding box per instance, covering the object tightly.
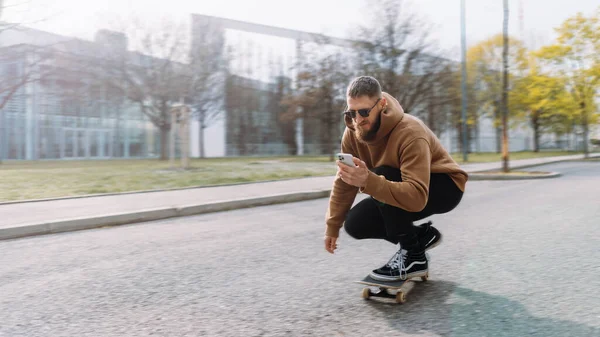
[325,92,468,238]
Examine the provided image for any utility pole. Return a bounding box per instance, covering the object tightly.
[501,0,510,172]
[0,0,4,164]
[460,0,468,162]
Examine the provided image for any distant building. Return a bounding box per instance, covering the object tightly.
[190,14,555,157]
[190,14,360,157]
[0,26,163,160]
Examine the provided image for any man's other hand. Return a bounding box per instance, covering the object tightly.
[324,236,338,254]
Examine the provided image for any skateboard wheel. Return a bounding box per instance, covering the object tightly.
[421,275,428,282]
[395,291,406,304]
[362,288,371,299]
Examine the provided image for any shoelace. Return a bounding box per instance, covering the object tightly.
[386,248,408,279]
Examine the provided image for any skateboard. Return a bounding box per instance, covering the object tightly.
[355,274,428,304]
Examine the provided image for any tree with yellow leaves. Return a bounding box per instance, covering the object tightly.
[534,7,600,157]
[510,57,577,152]
[466,34,528,154]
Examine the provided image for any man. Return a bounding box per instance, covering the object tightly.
[324,76,468,282]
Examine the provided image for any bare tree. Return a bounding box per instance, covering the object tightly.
[0,0,19,33]
[0,0,54,111]
[271,75,296,155]
[421,63,461,137]
[1,0,56,35]
[0,45,55,163]
[0,45,48,110]
[355,0,454,122]
[224,74,261,156]
[101,17,191,160]
[281,37,352,160]
[188,17,227,158]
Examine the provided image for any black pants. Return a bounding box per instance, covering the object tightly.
[344,166,463,245]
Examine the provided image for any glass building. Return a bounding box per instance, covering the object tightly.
[0,28,160,161]
[192,14,360,157]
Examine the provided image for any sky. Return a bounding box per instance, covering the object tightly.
[2,0,599,61]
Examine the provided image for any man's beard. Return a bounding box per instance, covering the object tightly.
[355,113,382,143]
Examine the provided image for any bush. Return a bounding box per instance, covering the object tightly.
[591,139,600,146]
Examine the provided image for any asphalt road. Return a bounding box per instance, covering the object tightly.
[1,160,598,337]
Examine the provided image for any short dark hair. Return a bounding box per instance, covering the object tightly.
[346,76,382,99]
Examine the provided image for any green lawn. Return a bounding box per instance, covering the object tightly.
[0,150,586,202]
[0,158,338,202]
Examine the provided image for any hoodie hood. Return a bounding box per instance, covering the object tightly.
[344,92,405,145]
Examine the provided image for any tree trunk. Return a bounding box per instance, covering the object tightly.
[199,122,205,158]
[170,112,176,167]
[181,108,190,169]
[496,114,502,154]
[428,104,437,136]
[326,124,335,161]
[160,127,169,160]
[325,100,335,162]
[532,110,540,152]
[581,101,589,158]
[238,112,248,156]
[501,0,510,172]
[457,121,466,155]
[114,105,122,157]
[475,120,481,153]
[324,117,334,160]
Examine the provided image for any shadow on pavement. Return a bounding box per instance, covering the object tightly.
[365,280,599,337]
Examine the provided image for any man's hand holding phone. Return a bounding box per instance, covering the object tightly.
[336,153,369,188]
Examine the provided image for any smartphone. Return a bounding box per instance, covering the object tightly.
[336,153,355,167]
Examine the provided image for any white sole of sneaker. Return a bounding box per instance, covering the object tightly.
[369,270,429,282]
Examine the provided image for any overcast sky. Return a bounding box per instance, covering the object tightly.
[3,0,599,60]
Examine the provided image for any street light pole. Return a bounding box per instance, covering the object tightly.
[460,0,469,162]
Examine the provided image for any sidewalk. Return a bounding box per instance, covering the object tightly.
[0,153,596,240]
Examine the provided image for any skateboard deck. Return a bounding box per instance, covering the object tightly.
[355,274,428,303]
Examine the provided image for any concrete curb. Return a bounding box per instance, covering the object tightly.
[0,189,332,241]
[469,171,562,180]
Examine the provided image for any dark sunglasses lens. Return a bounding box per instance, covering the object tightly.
[344,109,370,119]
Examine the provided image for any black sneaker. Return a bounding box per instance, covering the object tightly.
[369,245,428,281]
[418,221,443,251]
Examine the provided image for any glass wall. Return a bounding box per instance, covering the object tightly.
[0,49,161,161]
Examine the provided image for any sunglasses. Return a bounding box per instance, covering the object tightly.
[342,98,381,119]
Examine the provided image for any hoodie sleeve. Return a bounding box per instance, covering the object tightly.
[360,138,431,212]
[324,129,360,238]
